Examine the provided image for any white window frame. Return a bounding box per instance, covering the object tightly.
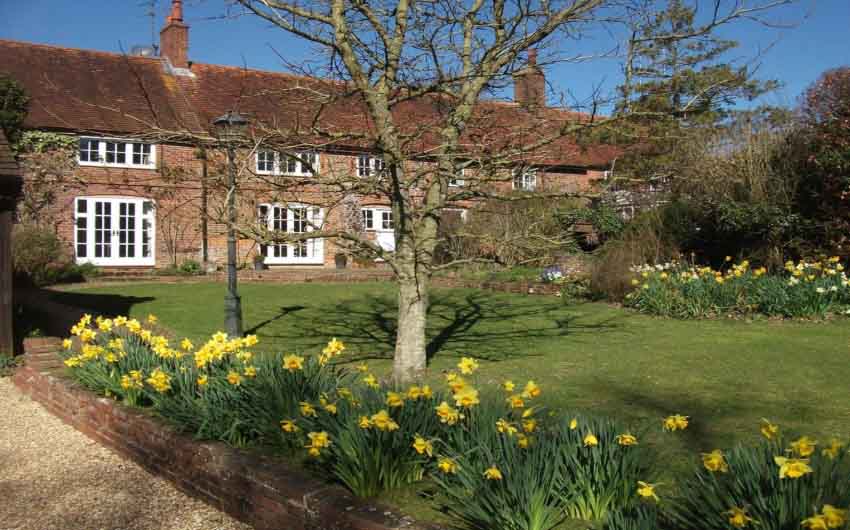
[77,137,157,169]
[361,207,393,232]
[512,167,537,191]
[449,168,466,187]
[259,203,325,265]
[255,150,319,177]
[357,155,385,177]
[74,196,156,266]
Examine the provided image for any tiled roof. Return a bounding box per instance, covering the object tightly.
[0,39,618,168]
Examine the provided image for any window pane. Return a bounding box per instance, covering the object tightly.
[79,139,98,162]
[132,143,152,165]
[257,151,274,172]
[361,209,373,230]
[381,211,393,230]
[285,156,297,174]
[76,216,87,258]
[77,198,87,213]
[105,142,126,164]
[358,155,370,177]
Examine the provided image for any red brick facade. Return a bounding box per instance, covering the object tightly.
[0,1,616,271]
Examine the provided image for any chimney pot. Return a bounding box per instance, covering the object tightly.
[514,49,546,108]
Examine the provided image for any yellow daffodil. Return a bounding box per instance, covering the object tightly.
[790,436,817,457]
[197,375,208,387]
[522,380,541,399]
[146,314,158,324]
[370,410,400,431]
[127,319,142,333]
[300,401,317,418]
[226,371,242,386]
[356,363,369,372]
[802,515,829,530]
[522,419,537,433]
[453,387,480,408]
[180,338,194,351]
[406,386,422,400]
[821,505,848,528]
[280,420,299,433]
[457,357,479,375]
[242,334,258,347]
[113,315,127,327]
[420,385,433,399]
[517,433,531,448]
[496,419,518,436]
[62,338,73,350]
[503,380,515,392]
[506,394,525,409]
[437,458,457,474]
[282,354,305,372]
[725,507,755,528]
[319,396,337,415]
[569,418,578,430]
[97,318,113,332]
[821,438,843,460]
[760,418,779,440]
[701,450,729,473]
[386,391,405,408]
[447,375,467,394]
[412,436,433,457]
[145,368,171,393]
[663,414,689,432]
[636,481,659,502]
[306,431,331,457]
[522,407,536,418]
[584,433,599,447]
[483,465,503,480]
[363,374,380,389]
[435,401,461,425]
[243,366,257,378]
[774,456,813,479]
[358,416,372,429]
[616,433,638,446]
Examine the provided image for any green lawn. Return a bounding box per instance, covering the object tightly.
[56,281,850,468]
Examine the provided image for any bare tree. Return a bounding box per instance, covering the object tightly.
[206,0,795,382]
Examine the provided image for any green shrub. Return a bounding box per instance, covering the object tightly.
[666,435,850,530]
[178,259,203,275]
[12,225,99,286]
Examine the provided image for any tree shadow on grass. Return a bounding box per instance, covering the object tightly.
[252,290,626,365]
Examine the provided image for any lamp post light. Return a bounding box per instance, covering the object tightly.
[213,110,249,337]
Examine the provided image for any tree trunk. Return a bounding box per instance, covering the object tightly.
[393,273,429,383]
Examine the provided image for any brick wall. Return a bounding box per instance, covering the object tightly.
[12,341,439,530]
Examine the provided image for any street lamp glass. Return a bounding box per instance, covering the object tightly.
[213,111,249,143]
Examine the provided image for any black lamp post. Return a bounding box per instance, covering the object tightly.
[213,110,249,337]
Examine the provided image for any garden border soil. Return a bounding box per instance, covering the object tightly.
[13,337,439,530]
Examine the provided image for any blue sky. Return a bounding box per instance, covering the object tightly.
[1,0,847,111]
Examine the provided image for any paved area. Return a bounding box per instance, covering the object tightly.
[0,377,252,530]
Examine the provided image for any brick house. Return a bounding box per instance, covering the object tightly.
[0,1,617,271]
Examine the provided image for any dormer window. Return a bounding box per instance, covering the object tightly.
[78,137,157,168]
[512,167,537,191]
[255,150,319,176]
[357,155,385,177]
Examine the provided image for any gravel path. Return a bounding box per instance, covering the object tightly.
[0,377,253,530]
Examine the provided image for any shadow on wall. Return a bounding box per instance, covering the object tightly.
[15,288,155,340]
[248,290,624,363]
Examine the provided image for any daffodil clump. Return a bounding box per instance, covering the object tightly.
[625,257,850,318]
[60,314,850,530]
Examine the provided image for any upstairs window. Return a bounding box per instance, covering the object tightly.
[78,137,156,168]
[357,155,385,177]
[512,167,537,191]
[255,150,318,176]
[449,168,466,187]
[361,207,393,231]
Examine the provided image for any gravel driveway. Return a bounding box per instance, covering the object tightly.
[0,377,252,530]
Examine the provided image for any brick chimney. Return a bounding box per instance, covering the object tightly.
[160,0,189,69]
[513,49,546,108]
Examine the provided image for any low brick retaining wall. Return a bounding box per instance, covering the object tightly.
[12,340,437,530]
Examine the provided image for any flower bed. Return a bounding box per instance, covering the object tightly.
[59,314,850,530]
[624,258,850,319]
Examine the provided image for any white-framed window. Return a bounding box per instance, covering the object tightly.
[449,168,466,187]
[361,207,393,231]
[357,154,385,177]
[258,203,324,264]
[74,196,156,266]
[512,167,537,191]
[255,150,319,176]
[77,137,157,169]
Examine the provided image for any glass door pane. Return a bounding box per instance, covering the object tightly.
[118,202,136,258]
[94,201,112,258]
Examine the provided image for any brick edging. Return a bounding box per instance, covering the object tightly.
[12,360,438,530]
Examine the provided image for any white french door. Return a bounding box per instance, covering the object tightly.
[259,203,324,265]
[75,197,156,266]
